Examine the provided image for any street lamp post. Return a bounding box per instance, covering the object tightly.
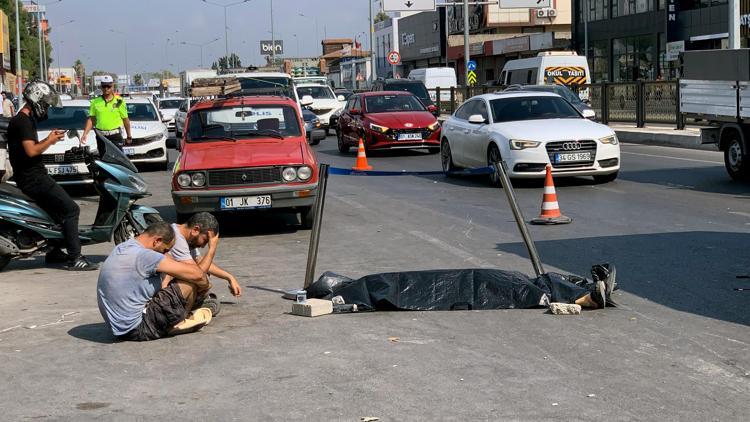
[109,29,128,87]
[201,0,251,64]
[30,0,63,81]
[50,19,74,91]
[297,12,318,57]
[181,37,221,68]
[14,0,22,95]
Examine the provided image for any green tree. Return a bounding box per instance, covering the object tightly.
[73,59,84,80]
[133,73,143,86]
[212,53,242,72]
[0,0,51,80]
[159,69,176,80]
[374,11,388,23]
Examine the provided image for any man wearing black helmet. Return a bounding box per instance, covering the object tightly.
[6,80,97,271]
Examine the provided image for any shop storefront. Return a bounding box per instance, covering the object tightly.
[574,0,750,82]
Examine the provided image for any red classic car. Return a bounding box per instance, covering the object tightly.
[171,96,319,228]
[336,91,441,154]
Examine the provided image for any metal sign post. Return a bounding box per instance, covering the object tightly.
[492,160,545,277]
[303,164,330,289]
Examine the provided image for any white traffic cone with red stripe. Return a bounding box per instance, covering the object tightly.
[531,165,572,225]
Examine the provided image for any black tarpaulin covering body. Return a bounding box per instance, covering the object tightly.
[307,269,590,312]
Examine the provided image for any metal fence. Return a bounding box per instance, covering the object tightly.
[419,81,688,129]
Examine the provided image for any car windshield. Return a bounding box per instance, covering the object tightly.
[384,82,429,100]
[186,105,302,141]
[158,99,183,109]
[237,76,294,98]
[297,86,334,99]
[36,106,89,130]
[126,103,159,121]
[365,95,426,113]
[490,96,582,122]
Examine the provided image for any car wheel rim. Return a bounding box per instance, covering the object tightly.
[488,146,500,182]
[441,142,451,172]
[728,140,742,170]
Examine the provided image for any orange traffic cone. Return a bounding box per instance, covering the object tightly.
[531,165,572,225]
[352,137,373,171]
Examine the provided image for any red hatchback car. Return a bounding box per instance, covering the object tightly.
[336,91,441,153]
[171,96,319,228]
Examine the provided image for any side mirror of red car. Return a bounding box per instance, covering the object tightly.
[427,104,438,115]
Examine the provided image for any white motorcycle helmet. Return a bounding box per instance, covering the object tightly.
[23,79,62,122]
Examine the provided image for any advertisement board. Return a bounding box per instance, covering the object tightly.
[0,11,10,69]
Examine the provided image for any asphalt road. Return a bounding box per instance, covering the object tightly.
[1,135,749,421]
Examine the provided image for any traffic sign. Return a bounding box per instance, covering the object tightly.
[383,0,436,12]
[467,60,477,71]
[499,0,552,8]
[388,50,401,65]
[467,71,477,86]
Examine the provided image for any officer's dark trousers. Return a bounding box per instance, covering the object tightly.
[18,174,81,257]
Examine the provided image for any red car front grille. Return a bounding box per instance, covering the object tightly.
[207,167,282,186]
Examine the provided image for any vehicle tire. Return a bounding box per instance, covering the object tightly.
[160,159,170,171]
[113,213,163,245]
[337,130,350,153]
[0,255,11,272]
[441,139,457,175]
[300,207,314,230]
[325,128,331,137]
[311,136,321,146]
[593,172,618,184]
[427,147,440,154]
[724,135,750,180]
[487,143,502,187]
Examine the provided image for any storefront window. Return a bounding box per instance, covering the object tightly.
[581,0,609,22]
[588,40,610,82]
[612,0,653,16]
[611,35,656,81]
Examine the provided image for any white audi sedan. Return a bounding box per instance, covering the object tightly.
[441,91,620,183]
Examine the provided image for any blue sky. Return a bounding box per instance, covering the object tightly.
[44,0,380,75]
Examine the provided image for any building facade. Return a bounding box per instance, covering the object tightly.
[446,1,574,85]
[374,17,402,78]
[396,9,447,75]
[573,0,750,82]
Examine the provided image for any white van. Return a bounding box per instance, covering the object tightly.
[408,67,457,102]
[500,52,591,100]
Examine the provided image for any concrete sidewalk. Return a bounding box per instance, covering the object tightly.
[609,123,717,151]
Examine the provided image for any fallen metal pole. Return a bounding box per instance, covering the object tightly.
[493,160,545,277]
[303,163,330,289]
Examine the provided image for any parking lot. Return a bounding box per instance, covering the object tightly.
[1,133,749,420]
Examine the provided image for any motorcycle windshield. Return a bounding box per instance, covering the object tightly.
[96,132,138,173]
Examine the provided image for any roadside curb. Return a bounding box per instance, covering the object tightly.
[614,128,718,152]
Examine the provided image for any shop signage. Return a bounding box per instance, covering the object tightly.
[401,33,416,46]
[665,40,685,61]
[499,0,551,8]
[260,40,284,55]
[383,0,435,12]
[666,0,680,42]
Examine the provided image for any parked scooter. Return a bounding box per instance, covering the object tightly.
[0,129,162,271]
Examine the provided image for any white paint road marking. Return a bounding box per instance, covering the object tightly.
[408,230,494,268]
[621,151,722,165]
[729,211,750,219]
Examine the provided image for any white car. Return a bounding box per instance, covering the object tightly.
[441,91,620,183]
[37,99,98,185]
[174,98,190,139]
[295,83,344,135]
[123,97,169,170]
[156,97,184,132]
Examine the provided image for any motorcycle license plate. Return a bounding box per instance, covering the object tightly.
[398,133,422,141]
[220,195,272,209]
[555,152,591,163]
[123,147,136,156]
[47,165,79,175]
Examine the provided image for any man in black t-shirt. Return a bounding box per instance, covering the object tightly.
[7,80,97,270]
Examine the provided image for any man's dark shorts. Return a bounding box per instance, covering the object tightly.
[118,283,188,342]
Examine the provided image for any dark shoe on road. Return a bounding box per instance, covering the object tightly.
[45,248,70,264]
[592,263,617,295]
[65,255,99,271]
[196,292,221,317]
[590,280,607,309]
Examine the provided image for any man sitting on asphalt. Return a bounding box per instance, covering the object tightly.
[97,221,220,341]
[162,212,242,302]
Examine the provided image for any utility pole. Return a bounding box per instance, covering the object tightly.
[369,0,376,83]
[270,0,275,67]
[463,0,469,85]
[36,10,43,79]
[15,0,22,95]
[729,0,740,49]
[583,0,588,58]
